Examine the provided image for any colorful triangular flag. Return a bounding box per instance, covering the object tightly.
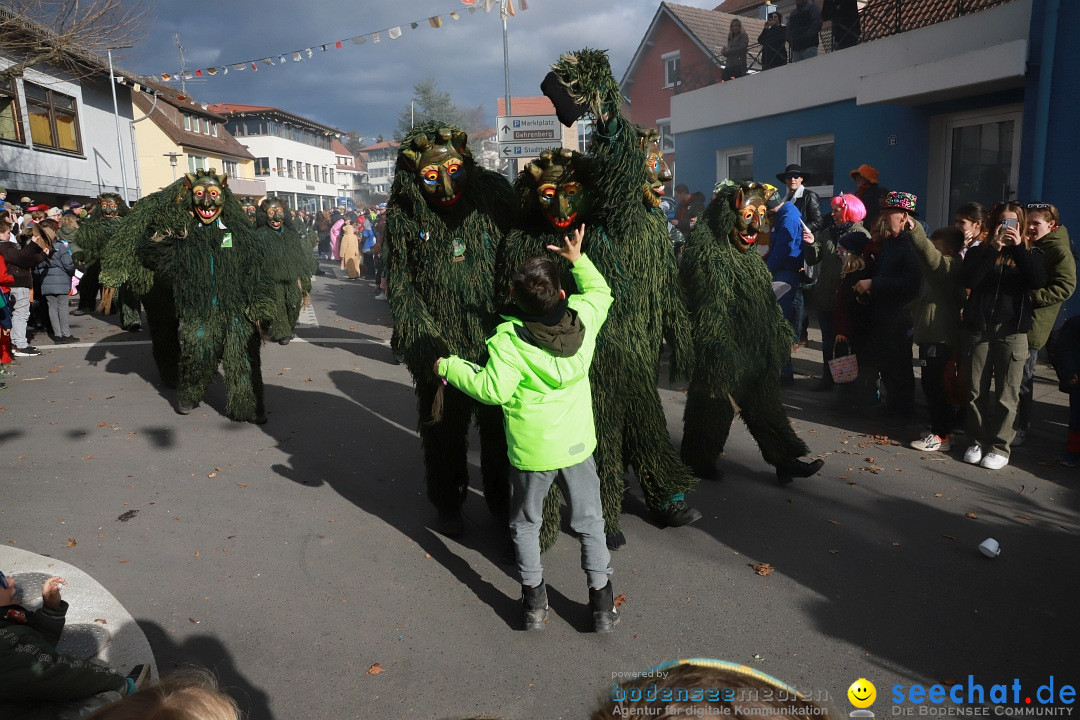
[335,40,343,48]
[429,16,442,28]
[292,51,302,61]
[251,62,258,71]
[520,0,528,9]
[461,0,475,4]
[501,0,515,18]
[450,11,460,19]
[262,57,274,66]
[207,67,219,75]
[279,55,287,63]
[353,35,366,44]
[161,73,172,81]
[222,66,229,75]
[372,32,380,43]
[388,26,402,39]
[233,63,246,70]
[411,21,419,29]
[194,69,202,76]
[305,48,314,58]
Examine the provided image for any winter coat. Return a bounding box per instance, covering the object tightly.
[959,241,1048,334]
[0,601,126,718]
[833,262,875,357]
[789,185,824,234]
[40,240,76,296]
[438,254,612,472]
[907,222,966,346]
[1027,225,1076,350]
[805,220,867,312]
[722,31,749,73]
[338,222,361,279]
[0,238,46,288]
[869,229,920,327]
[787,0,822,51]
[765,202,805,285]
[758,24,788,68]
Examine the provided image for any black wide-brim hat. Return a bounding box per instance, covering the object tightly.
[776,163,804,182]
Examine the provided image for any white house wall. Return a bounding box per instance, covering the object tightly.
[0,59,138,203]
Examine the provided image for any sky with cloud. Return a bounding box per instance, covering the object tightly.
[116,0,698,141]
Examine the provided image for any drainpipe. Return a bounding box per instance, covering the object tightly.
[1030,0,1059,199]
[128,92,160,200]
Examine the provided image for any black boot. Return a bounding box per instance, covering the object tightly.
[589,581,620,633]
[522,581,548,631]
[606,531,626,551]
[652,497,702,527]
[775,458,824,485]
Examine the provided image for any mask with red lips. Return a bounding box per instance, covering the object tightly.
[185,170,227,225]
[262,198,286,232]
[240,197,258,223]
[98,194,122,219]
[399,127,471,214]
[731,183,773,253]
[525,149,593,233]
[641,130,671,209]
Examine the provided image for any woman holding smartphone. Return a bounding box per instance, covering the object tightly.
[958,203,1047,469]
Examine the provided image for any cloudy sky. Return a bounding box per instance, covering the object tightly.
[117,0,699,141]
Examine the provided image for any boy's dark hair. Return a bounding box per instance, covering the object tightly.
[512,256,561,317]
[931,225,965,253]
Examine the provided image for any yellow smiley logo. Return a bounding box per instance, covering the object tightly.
[848,678,877,708]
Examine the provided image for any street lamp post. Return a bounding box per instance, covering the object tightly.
[107,46,133,205]
[164,152,181,182]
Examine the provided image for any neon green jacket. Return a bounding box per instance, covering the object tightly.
[438,253,612,471]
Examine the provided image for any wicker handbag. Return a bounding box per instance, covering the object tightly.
[828,340,859,384]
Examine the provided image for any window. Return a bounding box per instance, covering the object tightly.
[0,80,22,143]
[946,109,1021,215]
[717,146,754,184]
[657,119,674,153]
[222,160,238,177]
[24,82,81,153]
[287,159,295,178]
[788,134,834,196]
[329,169,334,185]
[577,118,593,153]
[662,51,681,89]
[305,163,312,181]
[276,157,284,177]
[202,118,210,135]
[184,113,191,131]
[187,154,208,173]
[211,122,218,138]
[255,157,270,176]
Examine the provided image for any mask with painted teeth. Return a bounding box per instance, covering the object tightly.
[524,148,593,233]
[240,197,258,223]
[98,194,122,219]
[400,128,469,213]
[263,198,286,232]
[185,170,227,225]
[730,182,773,253]
[641,131,671,209]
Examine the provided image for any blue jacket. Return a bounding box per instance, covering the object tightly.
[41,241,75,296]
[766,202,805,285]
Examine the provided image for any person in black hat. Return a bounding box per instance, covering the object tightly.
[776,164,823,234]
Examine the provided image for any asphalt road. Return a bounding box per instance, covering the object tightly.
[2,263,1077,719]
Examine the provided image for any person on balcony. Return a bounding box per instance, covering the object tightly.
[720,19,749,80]
[822,0,860,49]
[788,0,823,62]
[759,11,788,70]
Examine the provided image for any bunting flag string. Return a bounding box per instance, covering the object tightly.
[142,1,529,86]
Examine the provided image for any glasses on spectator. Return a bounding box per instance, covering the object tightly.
[1024,202,1051,210]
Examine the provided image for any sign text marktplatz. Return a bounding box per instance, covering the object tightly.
[497,114,563,157]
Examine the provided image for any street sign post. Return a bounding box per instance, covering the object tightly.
[497,114,561,142]
[498,140,564,158]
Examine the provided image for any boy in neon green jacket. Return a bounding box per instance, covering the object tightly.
[435,224,618,632]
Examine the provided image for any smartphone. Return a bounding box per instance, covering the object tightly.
[1001,217,1019,231]
[0,571,7,589]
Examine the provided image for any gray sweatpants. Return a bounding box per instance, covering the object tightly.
[509,455,612,589]
[47,294,71,338]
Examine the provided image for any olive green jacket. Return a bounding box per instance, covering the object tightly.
[908,222,966,347]
[1028,226,1076,350]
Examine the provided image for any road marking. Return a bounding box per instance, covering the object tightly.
[297,301,319,327]
[351,399,420,438]
[38,336,390,350]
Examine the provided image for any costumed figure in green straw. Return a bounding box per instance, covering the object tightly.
[255,197,316,345]
[239,196,259,225]
[383,122,516,535]
[679,181,824,484]
[534,49,700,549]
[71,193,141,330]
[100,169,276,424]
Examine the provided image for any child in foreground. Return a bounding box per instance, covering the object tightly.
[435,224,617,632]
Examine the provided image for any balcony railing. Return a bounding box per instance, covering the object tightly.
[673,0,1015,95]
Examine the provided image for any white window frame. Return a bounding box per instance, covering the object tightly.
[787,133,834,198]
[716,145,754,185]
[661,51,681,89]
[927,105,1023,230]
[656,118,674,153]
[183,113,191,131]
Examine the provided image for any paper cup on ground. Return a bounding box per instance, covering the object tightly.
[978,538,1000,557]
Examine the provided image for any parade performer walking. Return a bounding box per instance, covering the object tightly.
[384,122,516,535]
[255,197,315,344]
[679,181,824,484]
[537,49,700,548]
[101,169,274,423]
